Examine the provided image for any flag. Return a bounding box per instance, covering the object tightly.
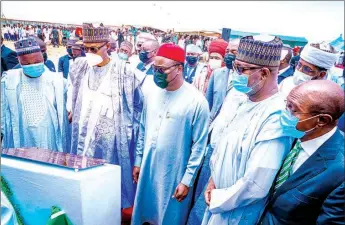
[46,206,73,225]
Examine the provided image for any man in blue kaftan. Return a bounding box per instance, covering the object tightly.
[132,43,210,225]
[187,39,242,225]
[1,37,69,152]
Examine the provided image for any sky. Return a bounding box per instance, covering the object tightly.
[1,1,344,42]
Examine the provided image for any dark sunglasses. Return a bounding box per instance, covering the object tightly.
[233,63,262,75]
[84,42,108,54]
[153,64,180,74]
[296,61,315,74]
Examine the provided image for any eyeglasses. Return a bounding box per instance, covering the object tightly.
[296,61,316,74]
[84,43,108,54]
[140,49,155,54]
[233,63,262,75]
[153,64,180,74]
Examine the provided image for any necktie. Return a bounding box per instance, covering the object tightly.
[274,140,303,192]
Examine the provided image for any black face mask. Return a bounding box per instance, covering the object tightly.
[224,54,236,70]
[42,52,48,62]
[67,48,73,57]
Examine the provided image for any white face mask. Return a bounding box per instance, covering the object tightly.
[85,53,103,67]
[209,59,222,70]
[293,70,313,85]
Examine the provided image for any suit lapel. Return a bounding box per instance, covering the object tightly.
[273,129,342,199]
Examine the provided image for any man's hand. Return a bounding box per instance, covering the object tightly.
[133,166,140,184]
[204,177,216,206]
[173,183,189,202]
[68,111,73,123]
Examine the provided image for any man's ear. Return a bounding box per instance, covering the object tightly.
[317,114,333,127]
[261,67,271,79]
[319,71,327,79]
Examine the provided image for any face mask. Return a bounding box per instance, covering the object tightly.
[232,70,263,94]
[118,52,129,61]
[139,51,151,64]
[280,110,321,138]
[209,59,222,70]
[42,52,48,62]
[85,53,103,67]
[22,62,45,78]
[186,56,198,66]
[67,48,73,57]
[154,67,179,89]
[224,54,236,70]
[293,70,313,85]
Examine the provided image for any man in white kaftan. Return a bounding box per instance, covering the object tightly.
[279,41,338,97]
[1,37,69,152]
[69,23,143,210]
[201,35,294,225]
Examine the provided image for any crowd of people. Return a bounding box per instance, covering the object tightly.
[1,21,345,225]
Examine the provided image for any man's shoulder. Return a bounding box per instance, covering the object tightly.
[2,45,16,56]
[183,82,209,105]
[1,69,22,87]
[279,76,295,96]
[59,54,69,61]
[213,66,228,76]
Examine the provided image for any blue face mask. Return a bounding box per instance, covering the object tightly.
[186,56,198,66]
[280,109,320,138]
[232,70,263,94]
[139,51,151,64]
[224,54,236,69]
[118,52,129,61]
[22,63,45,78]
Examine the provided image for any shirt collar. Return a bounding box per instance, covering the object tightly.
[300,127,337,156]
[279,66,290,75]
[145,61,154,70]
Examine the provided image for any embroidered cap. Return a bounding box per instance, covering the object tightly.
[14,37,41,56]
[237,35,283,67]
[67,39,78,46]
[82,22,110,43]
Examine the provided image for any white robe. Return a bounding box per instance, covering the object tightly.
[202,93,293,225]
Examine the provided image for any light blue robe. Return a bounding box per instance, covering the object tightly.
[132,82,210,225]
[201,93,294,225]
[69,58,143,208]
[205,66,231,122]
[1,68,70,152]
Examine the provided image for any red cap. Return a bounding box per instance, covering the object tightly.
[156,43,185,63]
[293,46,300,52]
[208,39,228,57]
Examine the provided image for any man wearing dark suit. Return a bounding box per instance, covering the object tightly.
[261,80,345,225]
[58,39,77,79]
[1,37,19,75]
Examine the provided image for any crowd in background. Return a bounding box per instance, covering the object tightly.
[1,20,345,225]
